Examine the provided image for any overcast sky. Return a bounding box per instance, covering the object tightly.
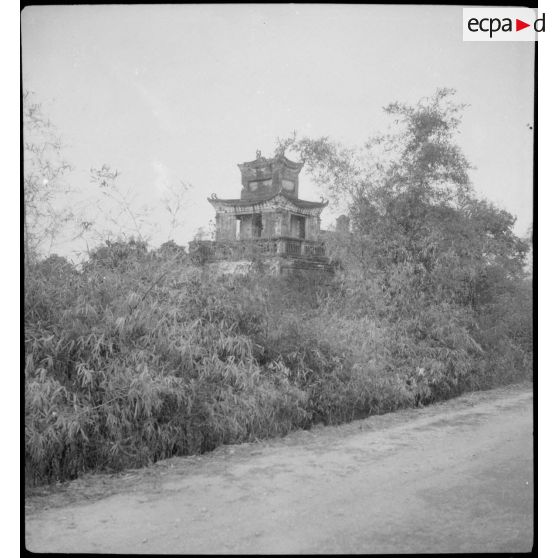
[22,4,534,258]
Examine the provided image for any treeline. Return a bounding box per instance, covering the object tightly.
[24,89,532,485]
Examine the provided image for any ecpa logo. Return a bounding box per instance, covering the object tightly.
[463,8,545,41]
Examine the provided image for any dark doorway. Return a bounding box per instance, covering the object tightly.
[290,214,306,239]
[253,213,263,238]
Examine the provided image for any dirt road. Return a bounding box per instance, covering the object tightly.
[25,384,534,554]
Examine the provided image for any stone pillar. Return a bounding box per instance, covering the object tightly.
[280,211,290,237]
[306,216,319,241]
[274,214,282,237]
[262,212,275,238]
[215,213,236,241]
[277,237,287,255]
[215,213,225,241]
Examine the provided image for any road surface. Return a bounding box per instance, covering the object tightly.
[25,384,534,554]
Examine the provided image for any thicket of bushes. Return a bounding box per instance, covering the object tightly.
[25,237,532,486]
[25,90,532,486]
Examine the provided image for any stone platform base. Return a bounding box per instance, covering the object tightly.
[206,256,334,276]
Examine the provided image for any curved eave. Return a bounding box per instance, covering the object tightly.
[208,192,328,210]
[238,154,304,171]
[282,191,328,208]
[290,198,329,209]
[208,197,261,207]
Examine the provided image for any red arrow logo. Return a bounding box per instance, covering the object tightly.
[516,19,530,31]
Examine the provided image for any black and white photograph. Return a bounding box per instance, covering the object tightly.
[21,3,537,554]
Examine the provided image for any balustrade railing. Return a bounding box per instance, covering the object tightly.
[284,240,301,256]
[302,242,326,257]
[190,237,326,262]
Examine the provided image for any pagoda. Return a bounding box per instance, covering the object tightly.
[190,151,333,274]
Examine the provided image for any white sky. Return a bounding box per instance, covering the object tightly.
[21,4,534,257]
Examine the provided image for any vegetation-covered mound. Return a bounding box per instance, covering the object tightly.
[24,90,532,485]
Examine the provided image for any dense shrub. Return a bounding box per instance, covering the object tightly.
[25,254,311,485]
[24,243,532,486]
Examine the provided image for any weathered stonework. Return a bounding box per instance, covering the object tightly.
[191,152,334,275]
[238,153,304,200]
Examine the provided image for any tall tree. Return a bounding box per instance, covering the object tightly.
[277,88,529,312]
